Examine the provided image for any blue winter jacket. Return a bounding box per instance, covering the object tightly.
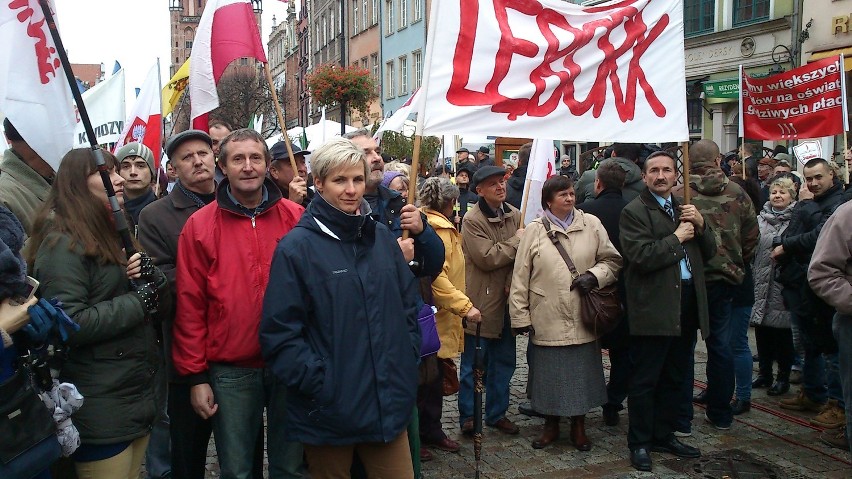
[260,194,421,446]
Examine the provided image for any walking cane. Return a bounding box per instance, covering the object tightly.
[473,322,484,479]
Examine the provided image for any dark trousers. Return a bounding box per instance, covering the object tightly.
[168,382,265,479]
[700,282,736,427]
[755,325,794,381]
[627,283,698,449]
[417,356,446,443]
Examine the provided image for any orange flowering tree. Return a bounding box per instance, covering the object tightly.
[306,65,377,119]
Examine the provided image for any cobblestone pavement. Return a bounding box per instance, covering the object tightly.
[193,332,851,478]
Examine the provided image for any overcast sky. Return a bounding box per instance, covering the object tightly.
[55,0,289,100]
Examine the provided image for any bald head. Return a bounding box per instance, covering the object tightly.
[691,139,720,168]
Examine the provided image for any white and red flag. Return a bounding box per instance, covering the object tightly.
[0,0,75,171]
[115,64,162,168]
[739,56,848,140]
[375,89,421,139]
[521,139,557,225]
[189,0,267,130]
[416,0,688,143]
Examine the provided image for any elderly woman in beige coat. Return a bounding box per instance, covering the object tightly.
[510,175,622,451]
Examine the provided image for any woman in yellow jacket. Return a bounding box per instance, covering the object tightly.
[417,177,482,455]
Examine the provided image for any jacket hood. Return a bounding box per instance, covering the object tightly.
[689,165,729,196]
[423,207,454,231]
[300,192,371,242]
[609,157,643,186]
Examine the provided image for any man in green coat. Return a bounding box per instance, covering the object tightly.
[0,119,54,236]
[619,151,716,472]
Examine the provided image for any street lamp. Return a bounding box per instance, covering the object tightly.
[769,44,792,76]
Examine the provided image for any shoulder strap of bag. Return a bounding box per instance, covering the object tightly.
[541,217,579,277]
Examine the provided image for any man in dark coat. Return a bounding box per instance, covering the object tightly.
[505,142,532,209]
[455,166,478,229]
[619,151,716,472]
[577,161,630,426]
[774,158,848,425]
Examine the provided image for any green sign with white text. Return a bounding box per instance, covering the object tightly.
[702,79,739,99]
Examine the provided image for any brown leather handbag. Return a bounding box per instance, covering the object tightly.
[440,358,460,396]
[541,218,623,336]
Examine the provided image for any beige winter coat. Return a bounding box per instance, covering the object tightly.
[509,210,622,346]
[462,199,522,339]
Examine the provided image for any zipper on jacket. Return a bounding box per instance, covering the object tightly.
[251,216,256,229]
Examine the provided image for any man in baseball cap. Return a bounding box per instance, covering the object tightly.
[268,141,312,206]
[116,142,157,224]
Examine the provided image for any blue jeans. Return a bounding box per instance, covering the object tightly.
[730,306,753,401]
[208,364,304,479]
[458,319,516,426]
[832,313,852,454]
[146,367,170,479]
[703,282,735,426]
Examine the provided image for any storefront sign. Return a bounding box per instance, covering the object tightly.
[702,79,739,99]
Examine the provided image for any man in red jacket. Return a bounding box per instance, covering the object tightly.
[172,129,305,479]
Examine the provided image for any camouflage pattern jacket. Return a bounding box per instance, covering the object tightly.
[678,166,759,286]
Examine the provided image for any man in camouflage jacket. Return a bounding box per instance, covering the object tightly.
[676,139,758,431]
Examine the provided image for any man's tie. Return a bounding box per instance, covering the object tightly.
[665,200,692,273]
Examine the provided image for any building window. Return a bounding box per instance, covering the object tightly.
[733,0,769,27]
[353,0,360,34]
[321,15,327,46]
[362,0,368,29]
[330,6,336,43]
[185,40,193,48]
[413,50,422,89]
[385,0,394,35]
[361,57,368,70]
[386,60,396,99]
[684,0,714,36]
[372,0,378,25]
[399,0,408,29]
[240,58,248,66]
[413,0,422,22]
[399,55,408,95]
[687,99,703,134]
[371,53,379,81]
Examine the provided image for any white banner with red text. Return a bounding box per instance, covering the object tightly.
[417,0,688,143]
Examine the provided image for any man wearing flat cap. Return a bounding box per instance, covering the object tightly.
[476,145,496,168]
[457,147,478,174]
[137,129,224,479]
[268,141,313,207]
[459,165,525,436]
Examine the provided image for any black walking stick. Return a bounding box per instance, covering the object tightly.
[473,322,484,479]
[37,0,136,257]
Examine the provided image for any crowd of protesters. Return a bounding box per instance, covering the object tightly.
[1,113,851,478]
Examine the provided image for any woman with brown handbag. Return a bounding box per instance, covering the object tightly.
[418,177,482,456]
[509,175,622,451]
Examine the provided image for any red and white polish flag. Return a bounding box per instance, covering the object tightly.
[0,0,75,171]
[189,0,267,131]
[115,64,162,168]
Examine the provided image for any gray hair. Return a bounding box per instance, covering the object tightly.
[342,128,370,140]
[310,137,369,181]
[418,176,459,211]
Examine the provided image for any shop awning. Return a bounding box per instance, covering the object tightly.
[808,47,852,71]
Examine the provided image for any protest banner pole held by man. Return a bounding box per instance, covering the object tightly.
[36,0,136,256]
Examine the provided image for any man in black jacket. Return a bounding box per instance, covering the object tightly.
[505,142,532,209]
[774,158,848,426]
[268,141,313,207]
[577,161,631,426]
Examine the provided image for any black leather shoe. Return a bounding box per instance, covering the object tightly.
[767,381,790,396]
[602,403,620,426]
[693,389,708,404]
[518,402,545,418]
[731,399,751,415]
[630,448,652,472]
[651,437,701,458]
[752,375,773,388]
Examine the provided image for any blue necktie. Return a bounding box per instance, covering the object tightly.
[665,201,692,273]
